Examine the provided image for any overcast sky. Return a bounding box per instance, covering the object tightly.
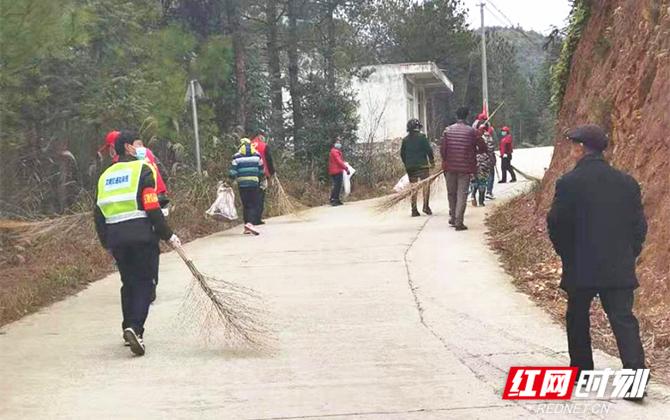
[462,0,572,35]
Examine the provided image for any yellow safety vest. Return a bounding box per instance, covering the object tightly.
[96,160,147,224]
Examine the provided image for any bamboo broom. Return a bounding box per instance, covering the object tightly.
[268,174,306,217]
[375,170,444,212]
[174,244,273,349]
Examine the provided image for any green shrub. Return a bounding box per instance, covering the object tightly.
[550,0,592,113]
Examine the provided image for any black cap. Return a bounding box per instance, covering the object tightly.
[566,124,608,152]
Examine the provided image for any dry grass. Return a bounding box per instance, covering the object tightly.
[486,191,670,384]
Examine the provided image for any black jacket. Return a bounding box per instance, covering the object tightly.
[547,154,647,291]
[94,156,173,249]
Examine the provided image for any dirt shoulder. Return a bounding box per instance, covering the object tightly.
[486,191,670,384]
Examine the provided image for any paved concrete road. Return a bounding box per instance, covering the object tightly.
[2,147,669,419]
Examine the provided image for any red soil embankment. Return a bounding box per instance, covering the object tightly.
[490,0,670,381]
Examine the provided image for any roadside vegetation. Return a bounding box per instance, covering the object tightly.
[0,0,562,325]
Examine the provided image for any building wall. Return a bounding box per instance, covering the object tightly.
[352,66,410,143]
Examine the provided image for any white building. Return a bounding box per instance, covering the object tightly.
[352,62,454,143]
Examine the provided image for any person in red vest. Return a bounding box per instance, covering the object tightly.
[101,131,169,209]
[250,128,276,224]
[499,126,517,183]
[328,137,350,206]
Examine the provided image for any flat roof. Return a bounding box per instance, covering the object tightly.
[360,61,453,92]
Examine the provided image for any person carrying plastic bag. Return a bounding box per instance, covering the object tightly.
[328,137,349,206]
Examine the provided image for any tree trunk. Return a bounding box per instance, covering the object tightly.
[324,1,336,92]
[266,0,284,143]
[227,0,246,129]
[287,0,303,150]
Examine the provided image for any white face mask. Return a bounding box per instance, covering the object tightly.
[334,143,342,149]
[135,146,147,160]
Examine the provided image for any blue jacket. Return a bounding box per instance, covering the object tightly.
[229,143,264,188]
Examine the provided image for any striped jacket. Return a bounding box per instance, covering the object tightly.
[229,143,264,188]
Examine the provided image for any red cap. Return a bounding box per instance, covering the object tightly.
[502,126,510,132]
[105,131,121,146]
[98,131,120,154]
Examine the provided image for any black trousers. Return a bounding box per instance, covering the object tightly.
[239,186,260,224]
[330,173,343,203]
[501,155,516,182]
[112,242,160,336]
[257,188,266,223]
[566,288,646,372]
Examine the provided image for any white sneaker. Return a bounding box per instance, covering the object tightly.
[123,328,145,356]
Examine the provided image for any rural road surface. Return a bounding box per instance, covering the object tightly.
[2,147,669,419]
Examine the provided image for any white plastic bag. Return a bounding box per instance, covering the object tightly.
[342,163,356,197]
[206,182,238,220]
[394,174,410,192]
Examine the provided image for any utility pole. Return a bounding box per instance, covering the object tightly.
[186,80,204,174]
[479,2,489,115]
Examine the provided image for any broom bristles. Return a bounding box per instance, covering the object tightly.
[268,175,306,217]
[175,246,273,350]
[1,212,94,245]
[375,170,444,212]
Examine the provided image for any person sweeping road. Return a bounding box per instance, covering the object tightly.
[229,138,264,235]
[94,131,180,356]
[251,128,276,224]
[401,118,435,217]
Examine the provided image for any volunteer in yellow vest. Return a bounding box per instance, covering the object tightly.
[94,130,180,356]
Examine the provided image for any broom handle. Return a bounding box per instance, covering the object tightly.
[173,244,201,277]
[174,244,190,262]
[483,101,504,126]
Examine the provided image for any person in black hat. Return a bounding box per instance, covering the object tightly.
[547,124,648,399]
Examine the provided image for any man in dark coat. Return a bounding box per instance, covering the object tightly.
[547,125,648,393]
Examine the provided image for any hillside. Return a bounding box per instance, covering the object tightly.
[493,27,549,80]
